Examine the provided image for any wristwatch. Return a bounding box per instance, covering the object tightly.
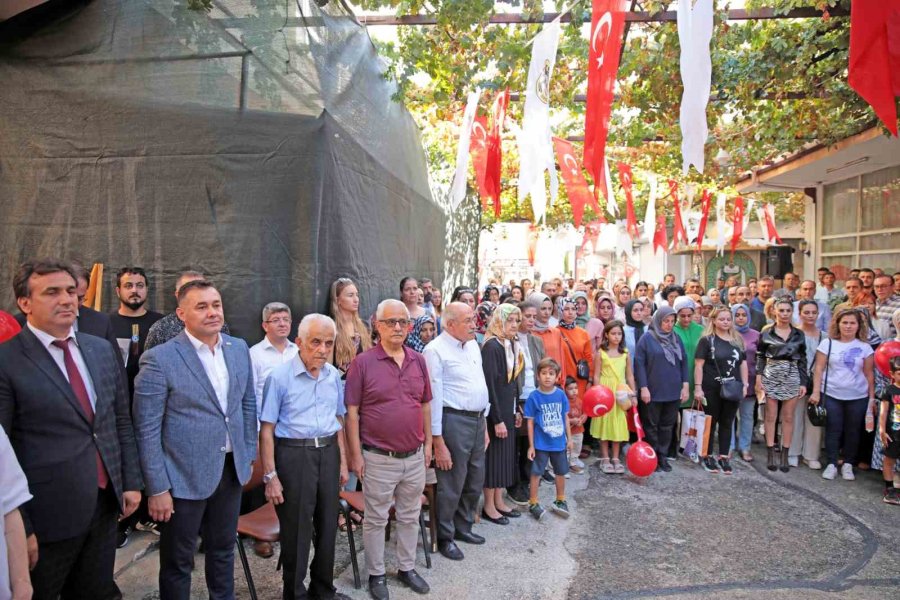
[263,470,278,484]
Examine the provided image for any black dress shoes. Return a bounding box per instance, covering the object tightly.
[480,511,509,525]
[369,575,389,600]
[398,569,430,594]
[498,508,521,518]
[438,540,464,560]
[453,530,485,545]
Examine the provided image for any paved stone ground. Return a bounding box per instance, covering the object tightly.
[115,446,900,599]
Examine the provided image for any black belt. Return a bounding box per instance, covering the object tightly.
[276,434,336,448]
[362,444,421,459]
[444,406,484,418]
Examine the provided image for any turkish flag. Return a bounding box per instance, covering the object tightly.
[764,203,784,244]
[669,180,689,247]
[554,137,601,227]
[731,196,745,259]
[849,1,900,136]
[653,213,668,255]
[696,189,711,251]
[617,162,639,238]
[469,116,490,206]
[485,89,509,217]
[583,0,628,199]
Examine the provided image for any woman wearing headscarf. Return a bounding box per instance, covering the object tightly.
[623,299,645,368]
[572,291,591,328]
[481,304,524,523]
[475,301,497,346]
[732,303,761,462]
[672,296,705,459]
[634,306,690,472]
[557,297,594,398]
[614,285,633,321]
[530,292,566,379]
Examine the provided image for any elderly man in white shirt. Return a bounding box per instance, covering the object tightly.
[423,302,490,562]
[249,303,299,413]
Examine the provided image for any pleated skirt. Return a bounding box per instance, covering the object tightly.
[484,389,518,488]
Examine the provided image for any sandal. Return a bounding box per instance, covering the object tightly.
[338,514,357,532]
[741,450,753,462]
[600,458,614,474]
[611,459,625,474]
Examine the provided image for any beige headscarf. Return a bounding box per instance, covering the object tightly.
[485,304,524,382]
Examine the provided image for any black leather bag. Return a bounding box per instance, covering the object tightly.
[560,332,591,381]
[711,336,744,402]
[808,339,830,427]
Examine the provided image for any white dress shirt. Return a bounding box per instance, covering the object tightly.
[27,322,97,410]
[185,330,232,452]
[249,336,298,413]
[423,331,489,436]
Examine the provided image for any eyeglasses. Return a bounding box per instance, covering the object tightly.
[379,318,410,328]
[265,317,292,324]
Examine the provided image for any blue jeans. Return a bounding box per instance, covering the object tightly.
[824,395,868,467]
[735,396,757,452]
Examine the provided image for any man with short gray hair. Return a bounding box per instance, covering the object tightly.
[249,302,298,414]
[259,313,349,600]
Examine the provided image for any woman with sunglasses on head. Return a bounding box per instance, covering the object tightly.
[756,298,809,472]
[809,308,876,481]
[400,276,430,352]
[787,299,825,470]
[430,288,443,333]
[450,286,477,310]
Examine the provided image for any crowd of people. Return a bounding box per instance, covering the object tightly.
[2,258,900,600]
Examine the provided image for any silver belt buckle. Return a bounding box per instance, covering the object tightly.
[314,437,322,448]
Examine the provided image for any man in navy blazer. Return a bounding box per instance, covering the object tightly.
[0,258,142,599]
[133,279,257,600]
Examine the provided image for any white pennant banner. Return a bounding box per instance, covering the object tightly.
[715,192,727,256]
[518,19,561,223]
[604,157,618,217]
[643,175,657,241]
[677,0,714,175]
[450,89,482,210]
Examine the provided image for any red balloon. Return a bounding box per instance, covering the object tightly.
[583,385,615,418]
[875,340,900,377]
[626,441,658,477]
[0,310,21,345]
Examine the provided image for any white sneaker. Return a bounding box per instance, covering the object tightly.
[788,456,799,468]
[822,464,837,480]
[841,463,855,481]
[805,459,822,470]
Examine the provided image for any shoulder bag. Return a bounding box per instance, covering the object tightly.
[711,335,744,402]
[560,331,591,381]
[807,339,829,427]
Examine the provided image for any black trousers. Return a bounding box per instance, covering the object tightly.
[274,439,340,600]
[32,488,120,600]
[645,401,680,459]
[703,385,740,457]
[435,412,486,541]
[159,454,242,600]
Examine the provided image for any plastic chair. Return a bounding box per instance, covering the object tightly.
[236,457,280,600]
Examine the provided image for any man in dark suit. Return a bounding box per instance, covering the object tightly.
[0,258,142,599]
[134,279,257,600]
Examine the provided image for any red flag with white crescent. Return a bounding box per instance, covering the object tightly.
[553,137,602,227]
[668,180,689,247]
[848,1,900,136]
[469,116,490,206]
[485,89,509,217]
[696,189,711,251]
[653,213,668,255]
[764,203,783,244]
[617,162,639,238]
[583,0,628,200]
[731,196,745,260]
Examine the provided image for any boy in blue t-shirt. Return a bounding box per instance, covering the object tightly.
[525,357,573,520]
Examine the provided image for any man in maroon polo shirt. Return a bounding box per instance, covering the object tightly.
[346,299,433,600]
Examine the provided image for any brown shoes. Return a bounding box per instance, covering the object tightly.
[253,540,274,558]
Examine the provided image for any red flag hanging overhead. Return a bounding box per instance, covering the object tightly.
[696,189,712,251]
[764,203,784,244]
[617,162,639,238]
[583,0,628,199]
[668,179,689,247]
[653,214,668,255]
[469,116,490,206]
[848,1,900,136]
[731,196,745,260]
[484,89,509,217]
[553,137,602,227]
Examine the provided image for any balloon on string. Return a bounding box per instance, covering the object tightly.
[0,310,21,344]
[626,441,657,477]
[583,385,615,417]
[875,340,900,377]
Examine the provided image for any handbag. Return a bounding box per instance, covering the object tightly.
[711,336,744,403]
[560,331,591,380]
[807,338,830,427]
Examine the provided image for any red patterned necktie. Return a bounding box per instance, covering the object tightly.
[52,339,109,489]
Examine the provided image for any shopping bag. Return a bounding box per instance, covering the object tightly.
[680,408,711,459]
